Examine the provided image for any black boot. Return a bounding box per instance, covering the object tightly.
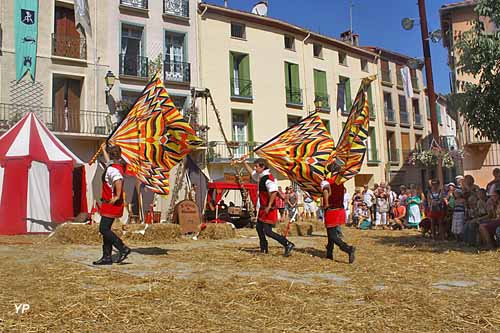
[348,246,356,264]
[116,246,131,264]
[284,242,295,257]
[260,244,268,254]
[326,245,333,260]
[93,256,112,265]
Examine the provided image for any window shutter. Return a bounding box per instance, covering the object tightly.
[436,103,442,124]
[239,55,251,96]
[284,62,290,89]
[345,78,352,110]
[229,52,235,80]
[291,63,300,89]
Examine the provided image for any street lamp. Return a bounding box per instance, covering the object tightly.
[104,70,116,103]
[402,0,444,186]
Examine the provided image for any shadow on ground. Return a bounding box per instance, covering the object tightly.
[130,247,169,255]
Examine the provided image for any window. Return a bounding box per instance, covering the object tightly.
[120,90,141,113]
[230,52,252,98]
[313,69,329,110]
[165,31,189,82]
[284,35,295,50]
[361,59,368,72]
[387,131,399,163]
[337,76,351,114]
[396,64,404,86]
[120,24,147,77]
[313,44,323,58]
[412,99,421,126]
[436,102,442,125]
[381,60,391,83]
[171,95,188,115]
[52,77,82,133]
[54,6,86,59]
[163,0,189,18]
[231,22,245,39]
[401,133,411,162]
[232,111,251,158]
[367,86,375,119]
[284,62,302,105]
[338,51,347,66]
[410,68,418,89]
[287,115,301,127]
[415,134,423,151]
[398,95,408,124]
[367,127,378,162]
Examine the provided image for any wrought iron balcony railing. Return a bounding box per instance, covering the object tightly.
[414,113,423,127]
[164,60,191,83]
[207,141,262,162]
[230,78,253,99]
[119,53,149,78]
[314,93,330,111]
[385,108,396,123]
[400,111,410,125]
[51,33,86,60]
[163,0,189,18]
[388,148,400,164]
[381,70,391,83]
[0,103,111,136]
[120,0,148,9]
[285,88,303,106]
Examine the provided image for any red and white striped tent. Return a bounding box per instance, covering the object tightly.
[0,113,85,234]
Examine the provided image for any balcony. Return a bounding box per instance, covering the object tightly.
[463,122,492,146]
[400,111,410,126]
[285,88,303,107]
[414,113,423,128]
[51,33,86,60]
[207,141,262,162]
[367,148,379,164]
[314,93,330,111]
[388,148,400,165]
[381,70,391,84]
[163,0,189,19]
[164,60,190,84]
[385,108,396,124]
[0,103,111,136]
[120,0,148,9]
[230,78,253,100]
[119,53,149,78]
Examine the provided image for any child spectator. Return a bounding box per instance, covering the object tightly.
[375,190,389,229]
[451,190,466,241]
[358,202,372,230]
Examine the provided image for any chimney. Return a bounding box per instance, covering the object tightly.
[340,30,359,46]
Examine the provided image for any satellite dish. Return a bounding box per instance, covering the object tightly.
[402,18,415,31]
[407,58,423,70]
[429,29,443,43]
[251,1,268,16]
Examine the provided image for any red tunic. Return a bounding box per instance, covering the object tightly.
[100,163,125,218]
[324,180,346,228]
[257,172,278,224]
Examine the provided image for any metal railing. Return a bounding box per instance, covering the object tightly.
[164,60,190,83]
[163,0,189,18]
[381,69,391,83]
[314,93,330,110]
[285,88,303,106]
[388,148,400,164]
[385,108,396,123]
[230,78,253,98]
[51,33,86,59]
[119,53,149,78]
[367,148,379,163]
[414,113,423,127]
[0,103,111,136]
[207,141,262,162]
[120,0,148,9]
[400,111,410,125]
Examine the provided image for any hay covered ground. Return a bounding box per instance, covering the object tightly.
[0,222,499,332]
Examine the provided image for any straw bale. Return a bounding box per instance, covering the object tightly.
[199,223,236,240]
[48,221,123,244]
[276,222,313,236]
[123,223,181,242]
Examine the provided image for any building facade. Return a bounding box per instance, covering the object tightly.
[440,0,499,187]
[196,3,390,194]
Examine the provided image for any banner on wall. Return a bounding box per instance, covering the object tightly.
[15,0,39,81]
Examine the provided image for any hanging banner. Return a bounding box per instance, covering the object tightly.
[75,0,92,38]
[15,0,39,81]
[401,66,414,98]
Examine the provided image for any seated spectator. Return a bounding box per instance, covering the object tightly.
[358,203,372,230]
[479,189,500,249]
[390,199,406,230]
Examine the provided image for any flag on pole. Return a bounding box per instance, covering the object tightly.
[108,74,203,195]
[254,113,334,197]
[327,76,375,184]
[401,66,413,98]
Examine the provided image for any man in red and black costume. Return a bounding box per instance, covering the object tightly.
[237,157,295,256]
[93,143,131,265]
[322,165,356,263]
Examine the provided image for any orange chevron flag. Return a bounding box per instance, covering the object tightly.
[109,74,203,195]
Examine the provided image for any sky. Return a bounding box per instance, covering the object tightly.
[206,0,452,94]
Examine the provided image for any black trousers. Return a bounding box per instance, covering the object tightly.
[99,216,126,258]
[326,226,351,254]
[256,221,288,251]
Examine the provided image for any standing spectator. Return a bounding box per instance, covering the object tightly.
[407,188,422,229]
[390,199,407,230]
[275,186,286,222]
[362,184,376,222]
[316,195,324,222]
[303,191,315,220]
[451,189,466,241]
[427,179,447,240]
[486,168,500,197]
[387,185,397,210]
[376,190,390,229]
[344,188,351,226]
[287,187,298,222]
[283,187,291,220]
[479,189,500,249]
[455,175,464,190]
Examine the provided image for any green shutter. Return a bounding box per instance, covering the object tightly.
[230,52,235,95]
[239,54,250,96]
[314,70,327,94]
[284,62,290,89]
[313,70,320,92]
[369,127,377,161]
[290,63,300,104]
[345,78,352,110]
[436,103,442,124]
[367,86,375,118]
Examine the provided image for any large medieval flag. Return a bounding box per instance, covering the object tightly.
[108,74,203,195]
[254,113,334,197]
[327,76,375,184]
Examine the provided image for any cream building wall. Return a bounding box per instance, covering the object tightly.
[197,4,385,195]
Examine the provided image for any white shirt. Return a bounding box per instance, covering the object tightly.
[105,166,123,196]
[252,169,278,209]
